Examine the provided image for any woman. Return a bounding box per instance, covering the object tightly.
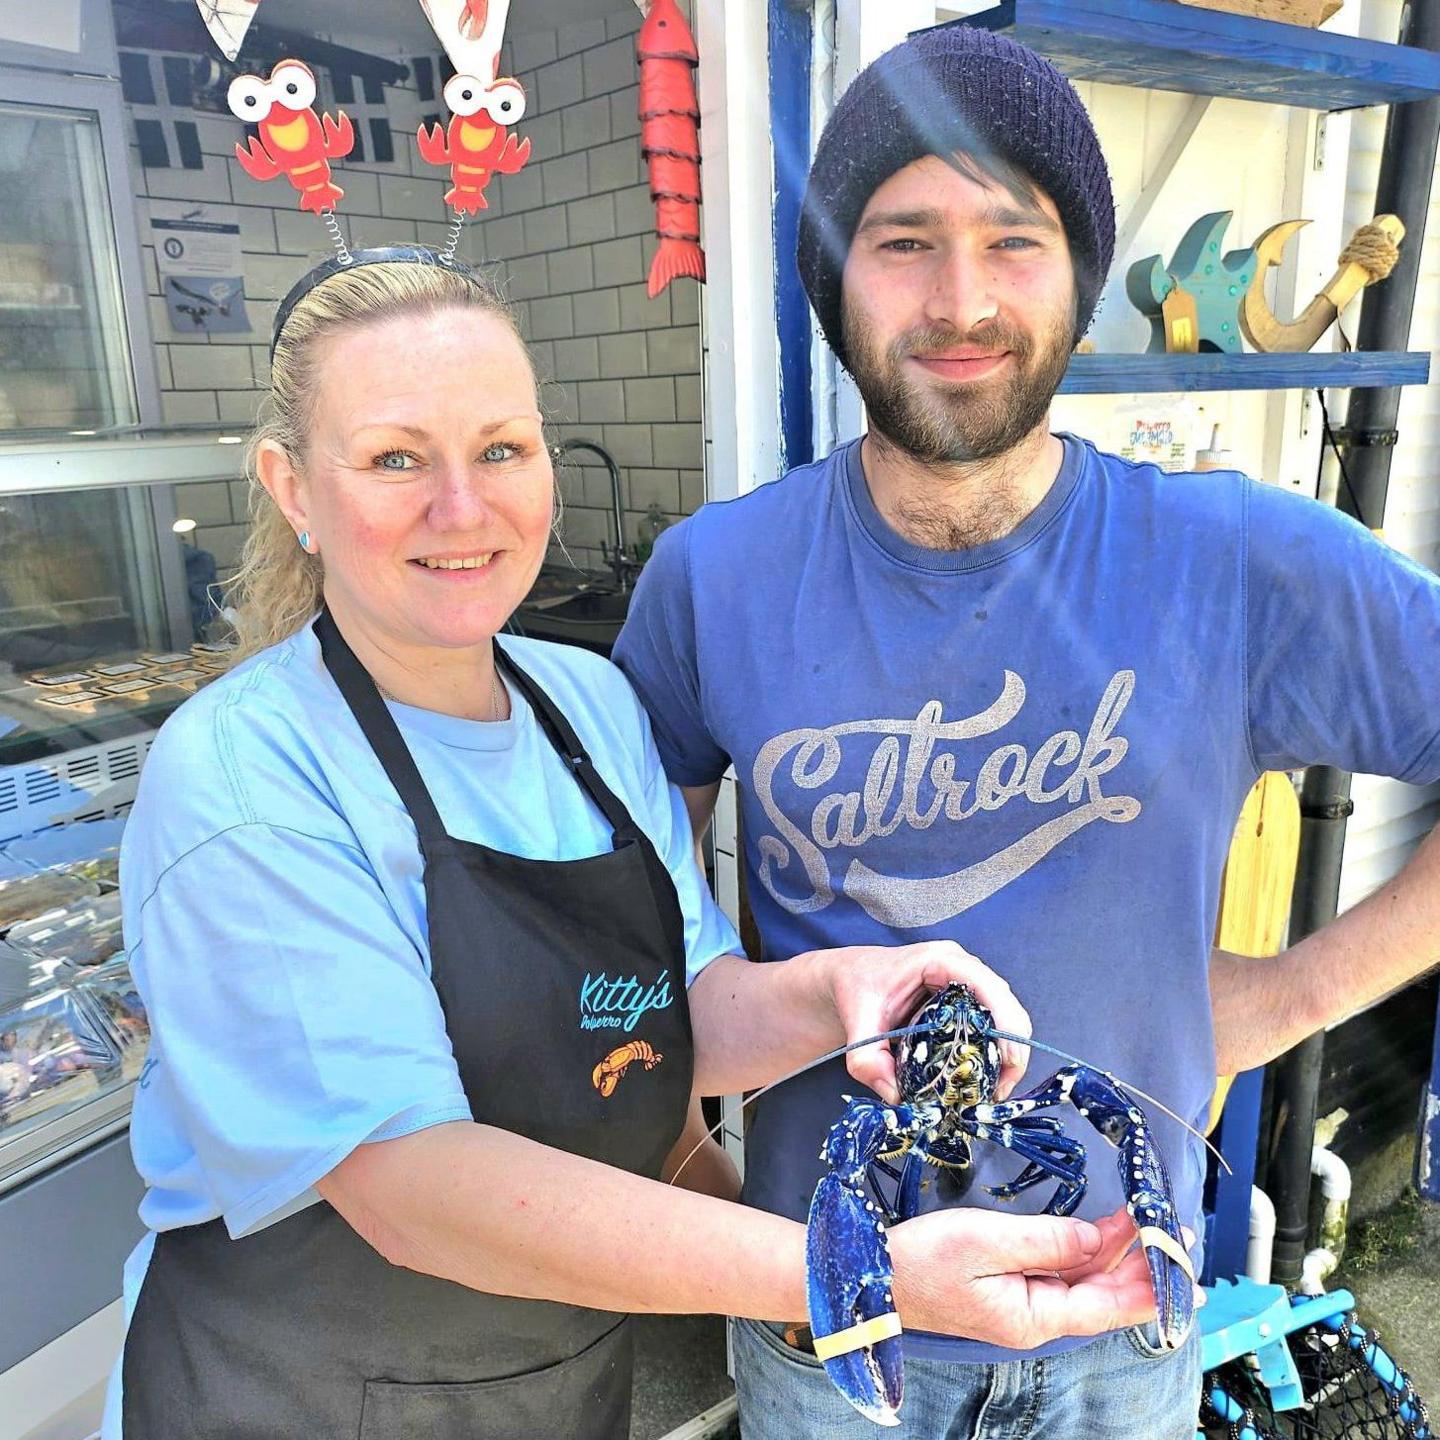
[106,248,1157,1439]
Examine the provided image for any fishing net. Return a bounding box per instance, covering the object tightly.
[1201,1311,1431,1440]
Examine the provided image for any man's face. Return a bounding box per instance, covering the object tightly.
[841,154,1077,463]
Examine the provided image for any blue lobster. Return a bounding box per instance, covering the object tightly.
[805,983,1197,1426]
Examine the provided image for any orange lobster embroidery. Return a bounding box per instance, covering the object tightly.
[592,1040,663,1099]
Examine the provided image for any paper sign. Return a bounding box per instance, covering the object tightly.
[165,276,251,334]
[151,202,244,278]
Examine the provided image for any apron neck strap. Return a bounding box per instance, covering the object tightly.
[495,646,642,846]
[314,609,450,853]
[315,610,641,850]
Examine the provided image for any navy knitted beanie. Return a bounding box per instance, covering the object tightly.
[798,24,1115,369]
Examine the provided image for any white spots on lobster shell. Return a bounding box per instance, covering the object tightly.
[913,1041,928,1063]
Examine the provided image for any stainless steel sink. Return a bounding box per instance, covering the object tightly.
[527,589,630,624]
[514,571,632,655]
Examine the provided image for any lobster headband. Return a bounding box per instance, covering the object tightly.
[269,244,489,360]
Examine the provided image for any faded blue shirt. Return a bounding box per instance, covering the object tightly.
[103,624,739,1437]
[614,432,1440,1365]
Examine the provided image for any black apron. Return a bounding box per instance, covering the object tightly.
[122,612,694,1439]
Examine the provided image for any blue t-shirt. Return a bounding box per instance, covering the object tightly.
[103,624,739,1437]
[614,433,1440,1364]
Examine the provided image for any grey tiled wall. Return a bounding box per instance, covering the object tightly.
[124,1,704,579]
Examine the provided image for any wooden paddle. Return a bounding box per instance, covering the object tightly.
[1207,770,1303,1132]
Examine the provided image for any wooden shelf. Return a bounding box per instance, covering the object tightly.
[1058,350,1431,392]
[949,0,1440,109]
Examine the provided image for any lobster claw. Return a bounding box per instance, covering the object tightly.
[805,1172,904,1426]
[1070,1068,1197,1350]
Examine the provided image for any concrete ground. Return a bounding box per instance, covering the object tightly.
[1331,1193,1440,1406]
[630,1314,734,1439]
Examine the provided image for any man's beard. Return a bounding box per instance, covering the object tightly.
[842,298,1075,464]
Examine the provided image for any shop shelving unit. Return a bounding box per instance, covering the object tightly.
[1059,349,1431,391]
[962,0,1440,107]
[949,0,1440,395]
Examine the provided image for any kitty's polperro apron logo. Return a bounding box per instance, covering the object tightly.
[751,670,1141,928]
[579,970,674,1032]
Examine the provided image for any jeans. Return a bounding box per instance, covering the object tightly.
[731,1318,1202,1440]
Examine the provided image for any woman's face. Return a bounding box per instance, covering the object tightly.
[265,306,553,659]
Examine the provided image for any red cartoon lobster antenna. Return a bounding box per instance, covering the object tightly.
[414,0,534,262]
[200,0,358,265]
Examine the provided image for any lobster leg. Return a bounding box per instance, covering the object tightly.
[966,1067,1197,1349]
[965,1117,1087,1209]
[807,1096,932,1427]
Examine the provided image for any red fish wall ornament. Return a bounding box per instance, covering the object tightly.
[637,0,706,299]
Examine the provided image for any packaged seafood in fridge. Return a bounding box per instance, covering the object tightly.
[8,892,124,969]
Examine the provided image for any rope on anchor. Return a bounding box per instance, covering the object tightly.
[1339,221,1401,283]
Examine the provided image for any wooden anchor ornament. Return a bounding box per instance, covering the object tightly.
[415,0,533,253]
[1126,211,1255,354]
[1239,214,1404,352]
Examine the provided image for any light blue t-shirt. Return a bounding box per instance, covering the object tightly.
[103,624,739,1436]
[614,432,1440,1364]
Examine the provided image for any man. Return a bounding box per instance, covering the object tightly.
[614,22,1440,1439]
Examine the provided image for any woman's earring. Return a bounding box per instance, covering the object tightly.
[298,530,312,552]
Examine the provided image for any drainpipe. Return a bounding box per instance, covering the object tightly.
[1246,1184,1277,1284]
[1267,0,1440,1287]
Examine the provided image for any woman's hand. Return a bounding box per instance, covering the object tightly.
[888,1204,1163,1349]
[809,940,1031,1103]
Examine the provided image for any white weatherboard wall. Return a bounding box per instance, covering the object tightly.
[1335,0,1440,912]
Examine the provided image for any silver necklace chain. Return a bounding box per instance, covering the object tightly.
[378,663,506,722]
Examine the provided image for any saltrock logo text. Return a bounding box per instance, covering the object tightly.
[751,670,1140,927]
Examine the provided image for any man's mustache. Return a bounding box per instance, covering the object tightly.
[890,322,1033,364]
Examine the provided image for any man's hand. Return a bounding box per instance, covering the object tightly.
[816,940,1032,1103]
[888,1205,1174,1350]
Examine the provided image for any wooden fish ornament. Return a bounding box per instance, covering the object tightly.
[1126,212,1256,354]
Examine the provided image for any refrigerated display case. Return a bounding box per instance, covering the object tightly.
[1,0,159,441]
[0,432,246,1437]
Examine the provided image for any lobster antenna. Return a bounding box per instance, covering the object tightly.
[985,1027,1233,1176]
[666,1021,939,1186]
[669,1016,1231,1184]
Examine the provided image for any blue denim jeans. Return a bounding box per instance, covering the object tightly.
[731,1317,1202,1440]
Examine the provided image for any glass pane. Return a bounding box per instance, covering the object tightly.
[0,484,181,768]
[0,102,137,435]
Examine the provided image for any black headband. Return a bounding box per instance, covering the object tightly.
[268,244,488,361]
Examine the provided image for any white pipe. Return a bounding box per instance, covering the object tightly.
[1301,1246,1339,1295]
[1311,1145,1352,1204]
[1299,1145,1352,1293]
[1246,1184,1276,1284]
